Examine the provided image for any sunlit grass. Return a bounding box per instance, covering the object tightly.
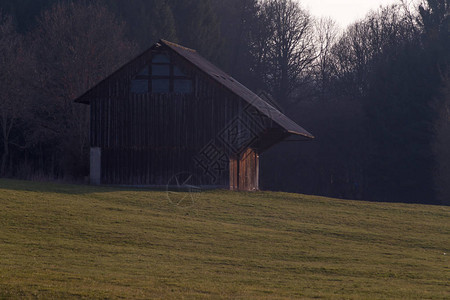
[0,179,448,299]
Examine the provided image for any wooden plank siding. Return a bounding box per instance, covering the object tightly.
[82,43,299,189]
[229,158,238,190]
[238,148,259,191]
[229,148,259,191]
[89,68,271,186]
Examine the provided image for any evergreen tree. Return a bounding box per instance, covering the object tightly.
[169,0,223,61]
[420,0,450,204]
[105,0,177,50]
[364,41,439,203]
[211,0,259,81]
[0,0,57,32]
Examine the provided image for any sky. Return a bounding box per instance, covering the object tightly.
[299,0,401,29]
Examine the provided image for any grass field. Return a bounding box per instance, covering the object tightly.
[0,179,448,299]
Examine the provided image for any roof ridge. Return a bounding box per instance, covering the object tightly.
[160,39,197,53]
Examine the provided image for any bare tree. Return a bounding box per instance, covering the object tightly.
[248,1,273,90]
[32,2,137,177]
[261,0,316,105]
[0,13,31,176]
[314,17,339,96]
[330,4,418,98]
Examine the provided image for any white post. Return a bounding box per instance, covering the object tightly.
[90,147,101,185]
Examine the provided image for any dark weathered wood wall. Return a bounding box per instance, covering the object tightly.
[88,46,279,187]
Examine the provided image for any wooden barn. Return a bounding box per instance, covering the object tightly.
[75,39,313,191]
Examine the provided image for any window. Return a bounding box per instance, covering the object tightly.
[131,67,149,94]
[130,53,192,94]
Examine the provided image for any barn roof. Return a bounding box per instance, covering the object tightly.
[75,39,313,139]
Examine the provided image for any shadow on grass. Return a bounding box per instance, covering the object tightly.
[0,178,168,195]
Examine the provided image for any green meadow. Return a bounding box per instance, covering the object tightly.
[0,179,448,299]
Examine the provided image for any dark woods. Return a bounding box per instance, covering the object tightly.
[0,0,448,204]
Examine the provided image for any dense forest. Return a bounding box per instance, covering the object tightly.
[0,0,448,204]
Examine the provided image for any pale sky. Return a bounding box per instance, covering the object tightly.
[299,0,401,28]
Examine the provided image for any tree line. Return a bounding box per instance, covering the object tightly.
[0,0,448,204]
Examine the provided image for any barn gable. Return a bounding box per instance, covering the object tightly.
[74,39,313,190]
[76,40,312,137]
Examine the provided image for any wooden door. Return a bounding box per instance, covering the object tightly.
[229,148,259,191]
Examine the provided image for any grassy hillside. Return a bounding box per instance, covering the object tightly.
[0,179,448,299]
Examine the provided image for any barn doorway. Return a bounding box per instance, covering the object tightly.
[229,148,259,191]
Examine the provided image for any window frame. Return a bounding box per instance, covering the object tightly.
[131,53,192,94]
